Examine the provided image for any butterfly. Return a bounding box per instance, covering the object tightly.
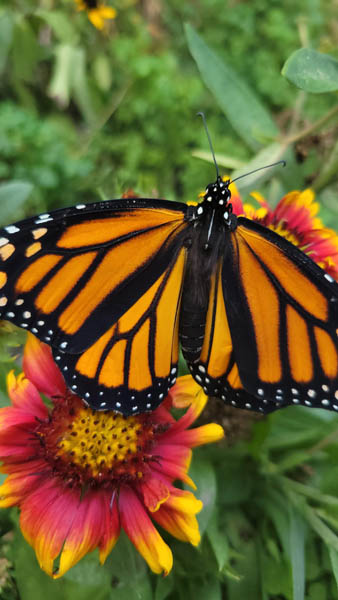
[0,176,338,416]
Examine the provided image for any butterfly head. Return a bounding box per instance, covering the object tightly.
[199,177,237,232]
[202,177,231,208]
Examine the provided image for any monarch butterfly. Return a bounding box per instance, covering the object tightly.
[1,158,338,415]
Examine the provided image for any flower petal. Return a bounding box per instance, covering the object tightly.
[139,476,169,512]
[174,423,225,448]
[7,371,48,418]
[169,375,202,409]
[23,334,66,398]
[20,480,80,577]
[152,488,202,546]
[57,489,120,577]
[98,492,121,564]
[119,486,173,575]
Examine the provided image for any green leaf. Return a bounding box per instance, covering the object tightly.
[48,44,76,107]
[207,511,229,571]
[227,538,262,600]
[155,574,174,600]
[229,142,288,194]
[187,457,217,534]
[289,506,306,600]
[0,181,33,224]
[12,529,111,600]
[192,150,244,170]
[104,531,151,599]
[0,11,14,74]
[304,505,338,552]
[93,54,113,92]
[185,24,279,150]
[328,547,338,590]
[48,45,95,123]
[12,19,39,82]
[282,48,338,93]
[36,10,78,44]
[186,576,222,600]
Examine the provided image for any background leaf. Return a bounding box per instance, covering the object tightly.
[282,48,338,93]
[185,24,279,150]
[0,181,33,224]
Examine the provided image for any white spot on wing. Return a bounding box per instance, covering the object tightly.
[5,226,19,234]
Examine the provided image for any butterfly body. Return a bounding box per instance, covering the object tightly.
[1,179,338,415]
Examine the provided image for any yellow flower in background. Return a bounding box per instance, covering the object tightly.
[75,0,117,30]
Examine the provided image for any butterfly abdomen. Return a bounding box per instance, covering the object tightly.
[179,218,226,362]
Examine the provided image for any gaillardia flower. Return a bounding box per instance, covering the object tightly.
[75,0,117,30]
[230,184,338,278]
[0,335,223,578]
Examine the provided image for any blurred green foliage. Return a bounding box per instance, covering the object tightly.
[1,0,338,598]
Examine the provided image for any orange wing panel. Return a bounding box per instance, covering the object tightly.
[16,255,62,293]
[154,250,185,377]
[286,305,313,383]
[314,327,338,379]
[76,325,116,378]
[239,228,328,321]
[129,320,152,390]
[237,235,281,383]
[58,223,181,335]
[58,208,185,249]
[36,252,97,313]
[207,268,233,379]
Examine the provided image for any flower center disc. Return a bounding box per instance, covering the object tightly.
[37,397,156,487]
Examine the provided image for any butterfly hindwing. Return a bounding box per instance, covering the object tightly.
[186,259,279,413]
[221,217,338,411]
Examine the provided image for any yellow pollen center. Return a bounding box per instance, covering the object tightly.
[56,407,145,477]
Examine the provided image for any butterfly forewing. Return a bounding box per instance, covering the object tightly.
[0,199,188,353]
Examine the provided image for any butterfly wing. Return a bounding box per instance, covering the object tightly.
[54,248,186,413]
[221,217,338,411]
[0,198,189,412]
[186,259,278,413]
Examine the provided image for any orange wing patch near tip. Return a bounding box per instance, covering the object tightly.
[25,242,42,258]
[0,272,7,289]
[0,244,15,261]
[32,228,48,240]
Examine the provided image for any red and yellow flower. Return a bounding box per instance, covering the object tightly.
[0,335,223,578]
[74,0,116,30]
[229,182,338,278]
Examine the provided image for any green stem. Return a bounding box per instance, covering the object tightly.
[282,104,338,145]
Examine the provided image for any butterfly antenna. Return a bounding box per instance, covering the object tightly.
[197,112,220,179]
[230,160,286,184]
